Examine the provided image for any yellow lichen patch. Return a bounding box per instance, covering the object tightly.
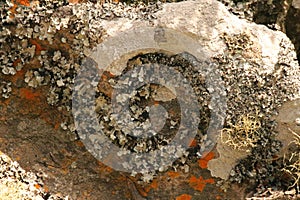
[189,175,214,192]
[34,184,41,189]
[220,113,262,152]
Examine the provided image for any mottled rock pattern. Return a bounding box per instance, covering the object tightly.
[219,0,300,64]
[1,0,300,199]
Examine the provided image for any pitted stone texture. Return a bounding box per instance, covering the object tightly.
[98,0,300,73]
[97,0,300,180]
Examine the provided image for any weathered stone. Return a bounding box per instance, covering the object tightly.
[96,0,300,180]
[97,0,300,76]
[275,98,300,156]
[207,137,250,180]
[293,0,300,8]
[2,0,300,198]
[219,0,300,64]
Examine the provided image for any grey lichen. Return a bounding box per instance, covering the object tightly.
[0,81,12,99]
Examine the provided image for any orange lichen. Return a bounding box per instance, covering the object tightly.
[189,175,214,192]
[43,185,49,193]
[68,0,80,3]
[176,194,192,200]
[34,184,41,189]
[9,4,18,18]
[9,0,30,18]
[98,71,115,98]
[75,140,85,148]
[153,101,160,106]
[16,0,30,6]
[57,156,78,175]
[13,58,21,67]
[134,179,159,197]
[54,122,60,130]
[135,186,148,197]
[15,156,21,161]
[19,88,40,101]
[97,161,113,173]
[167,171,180,178]
[11,69,25,84]
[101,71,115,80]
[198,151,214,169]
[189,139,197,147]
[29,39,44,55]
[144,179,158,193]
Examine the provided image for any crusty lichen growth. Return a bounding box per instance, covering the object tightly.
[221,31,262,59]
[220,113,262,152]
[283,128,300,192]
[222,32,253,52]
[0,152,68,200]
[0,181,39,200]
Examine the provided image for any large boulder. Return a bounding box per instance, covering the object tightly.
[1,0,300,198]
[89,0,300,179]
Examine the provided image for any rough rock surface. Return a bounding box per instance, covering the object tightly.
[1,0,300,199]
[207,137,250,180]
[0,151,67,200]
[96,0,300,181]
[219,0,300,64]
[275,99,300,156]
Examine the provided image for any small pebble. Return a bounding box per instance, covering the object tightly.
[295,117,300,126]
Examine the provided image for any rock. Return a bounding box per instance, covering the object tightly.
[94,0,300,179]
[219,0,300,64]
[2,1,300,197]
[97,0,300,76]
[286,2,300,64]
[296,118,300,126]
[207,137,249,180]
[274,98,300,156]
[293,0,300,9]
[152,86,176,102]
[0,151,68,200]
